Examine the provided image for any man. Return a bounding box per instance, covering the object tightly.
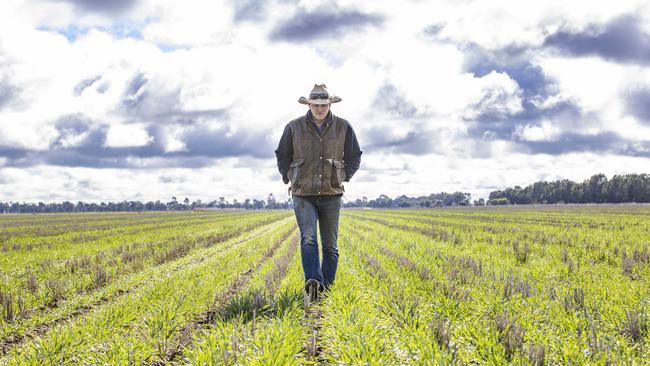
[275,84,362,301]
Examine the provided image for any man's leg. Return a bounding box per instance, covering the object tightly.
[318,195,341,289]
[293,195,323,284]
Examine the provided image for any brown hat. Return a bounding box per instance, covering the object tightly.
[298,84,342,105]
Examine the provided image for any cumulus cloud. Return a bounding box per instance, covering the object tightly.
[373,83,418,119]
[625,86,650,124]
[545,15,650,65]
[105,123,153,148]
[1,0,650,202]
[269,7,384,42]
[513,131,650,157]
[232,0,268,23]
[141,0,234,47]
[0,54,20,110]
[73,75,101,96]
[364,128,437,156]
[0,120,273,169]
[53,0,139,14]
[464,48,552,101]
[0,81,18,110]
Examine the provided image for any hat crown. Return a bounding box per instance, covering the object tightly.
[309,84,329,98]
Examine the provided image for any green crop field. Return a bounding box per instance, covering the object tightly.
[0,206,648,365]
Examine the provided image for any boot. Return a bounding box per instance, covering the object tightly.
[305,278,320,302]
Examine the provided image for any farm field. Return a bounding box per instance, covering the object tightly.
[0,206,648,365]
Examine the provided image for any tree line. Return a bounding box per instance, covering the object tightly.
[2,173,647,213]
[487,173,650,205]
[343,192,472,208]
[0,191,473,213]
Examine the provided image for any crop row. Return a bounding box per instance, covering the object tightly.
[1,216,298,364]
[0,212,289,330]
[1,206,648,364]
[0,213,289,356]
[317,212,649,364]
[183,207,648,364]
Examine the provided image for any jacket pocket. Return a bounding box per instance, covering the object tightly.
[289,159,304,184]
[332,160,346,185]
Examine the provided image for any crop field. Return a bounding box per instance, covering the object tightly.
[0,206,648,365]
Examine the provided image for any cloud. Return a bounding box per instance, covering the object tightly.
[117,72,188,121]
[469,99,584,140]
[73,75,101,96]
[625,86,650,124]
[461,46,590,141]
[3,0,650,203]
[544,15,650,64]
[52,114,106,149]
[422,23,444,38]
[0,147,27,161]
[121,72,149,110]
[373,83,418,119]
[364,127,437,156]
[462,71,525,139]
[140,0,234,47]
[51,0,138,14]
[0,57,19,109]
[105,123,153,148]
[269,7,383,42]
[233,0,267,22]
[465,48,549,100]
[0,112,274,169]
[0,81,17,110]
[179,123,272,158]
[513,131,650,157]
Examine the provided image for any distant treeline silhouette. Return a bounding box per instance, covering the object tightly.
[2,173,647,213]
[487,173,650,205]
[0,191,473,213]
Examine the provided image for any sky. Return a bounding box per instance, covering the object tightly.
[1,0,650,204]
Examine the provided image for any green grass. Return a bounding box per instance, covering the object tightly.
[1,206,649,365]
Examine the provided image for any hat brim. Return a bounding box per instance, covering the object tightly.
[298,96,342,105]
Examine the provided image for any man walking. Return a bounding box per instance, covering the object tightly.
[275,84,362,301]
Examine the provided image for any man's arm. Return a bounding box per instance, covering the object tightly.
[274,124,293,184]
[343,124,362,182]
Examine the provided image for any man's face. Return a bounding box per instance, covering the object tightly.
[309,103,330,121]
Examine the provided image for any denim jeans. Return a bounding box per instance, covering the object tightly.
[292,194,341,288]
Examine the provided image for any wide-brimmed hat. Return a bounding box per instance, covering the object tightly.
[298,84,342,105]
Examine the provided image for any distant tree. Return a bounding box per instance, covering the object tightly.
[167,197,178,210]
[253,199,265,210]
[267,193,276,209]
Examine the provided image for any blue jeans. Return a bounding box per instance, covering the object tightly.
[292,194,341,288]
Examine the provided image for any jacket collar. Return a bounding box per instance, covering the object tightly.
[306,110,332,125]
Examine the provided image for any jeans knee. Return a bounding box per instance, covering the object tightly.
[323,244,339,256]
[300,236,317,248]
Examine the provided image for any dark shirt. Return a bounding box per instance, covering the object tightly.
[275,110,362,184]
